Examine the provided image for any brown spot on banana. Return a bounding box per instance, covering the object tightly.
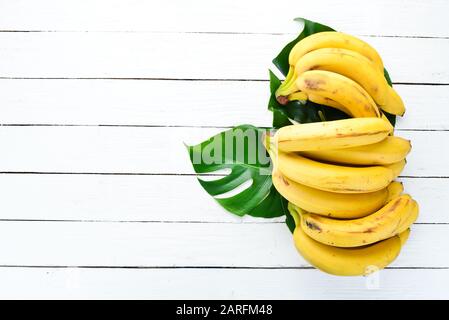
[348,227,376,234]
[305,221,322,232]
[309,65,321,70]
[387,197,407,213]
[328,187,366,192]
[280,175,290,186]
[304,79,325,90]
[365,104,374,112]
[334,130,389,138]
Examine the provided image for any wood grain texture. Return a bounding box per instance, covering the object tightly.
[0,0,448,37]
[0,268,447,299]
[0,32,448,83]
[0,79,447,129]
[0,221,445,267]
[0,126,445,176]
[0,174,444,223]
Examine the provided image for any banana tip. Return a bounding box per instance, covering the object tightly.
[276,95,290,105]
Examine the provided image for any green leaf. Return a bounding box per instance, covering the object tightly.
[384,68,393,86]
[187,125,287,218]
[284,201,296,233]
[383,68,396,126]
[269,17,397,129]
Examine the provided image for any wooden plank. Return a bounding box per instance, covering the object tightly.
[0,32,447,83]
[0,221,444,267]
[0,126,446,176]
[0,79,273,127]
[0,0,447,38]
[0,174,444,223]
[0,267,447,299]
[0,174,279,223]
[396,85,449,130]
[0,79,446,130]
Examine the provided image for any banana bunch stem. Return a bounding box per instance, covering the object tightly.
[275,67,300,103]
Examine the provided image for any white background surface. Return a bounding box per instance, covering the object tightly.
[0,0,448,299]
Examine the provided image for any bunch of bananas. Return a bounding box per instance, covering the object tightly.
[266,31,419,276]
[275,31,405,117]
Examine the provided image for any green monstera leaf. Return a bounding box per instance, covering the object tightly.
[268,17,396,129]
[187,125,288,218]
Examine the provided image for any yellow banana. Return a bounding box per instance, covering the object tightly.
[276,151,398,193]
[276,31,384,99]
[299,195,415,247]
[291,85,404,119]
[397,200,419,233]
[398,228,411,246]
[289,203,405,276]
[296,70,381,118]
[383,86,406,116]
[306,93,345,110]
[386,181,404,202]
[290,92,353,115]
[272,169,389,218]
[304,81,405,118]
[294,48,388,105]
[275,117,392,152]
[287,91,308,101]
[301,136,411,165]
[386,159,406,179]
[310,95,394,127]
[289,32,384,71]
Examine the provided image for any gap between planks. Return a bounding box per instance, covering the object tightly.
[0,30,449,40]
[0,172,448,178]
[0,77,448,85]
[0,124,448,132]
[0,265,446,270]
[0,219,444,225]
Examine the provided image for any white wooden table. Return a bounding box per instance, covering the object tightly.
[0,0,448,299]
